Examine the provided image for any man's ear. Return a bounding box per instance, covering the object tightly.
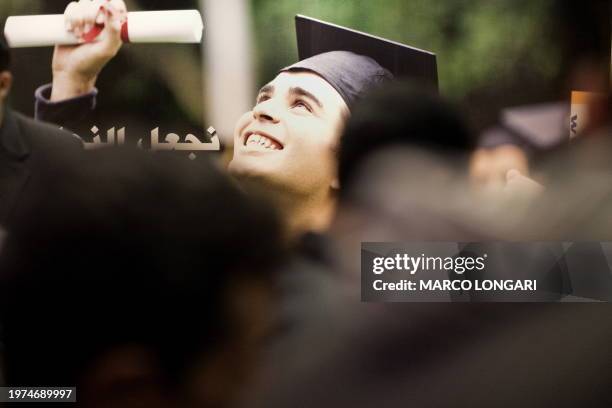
[0,71,13,101]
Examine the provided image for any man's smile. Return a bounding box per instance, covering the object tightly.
[243,130,284,151]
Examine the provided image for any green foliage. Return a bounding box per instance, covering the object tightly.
[251,0,561,100]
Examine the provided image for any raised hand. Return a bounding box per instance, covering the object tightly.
[51,0,127,101]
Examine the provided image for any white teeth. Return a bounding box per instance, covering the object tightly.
[246,133,280,150]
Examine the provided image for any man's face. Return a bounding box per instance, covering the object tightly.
[229,71,349,195]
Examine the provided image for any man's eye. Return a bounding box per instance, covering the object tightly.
[256,95,270,104]
[292,100,312,112]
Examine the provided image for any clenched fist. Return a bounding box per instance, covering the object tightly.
[51,0,127,101]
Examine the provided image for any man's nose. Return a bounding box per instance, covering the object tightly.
[253,100,280,123]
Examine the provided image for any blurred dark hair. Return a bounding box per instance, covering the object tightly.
[338,82,475,196]
[0,36,10,72]
[0,148,285,388]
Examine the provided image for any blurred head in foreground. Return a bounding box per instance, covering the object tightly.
[330,83,481,285]
[0,148,285,408]
[338,81,475,204]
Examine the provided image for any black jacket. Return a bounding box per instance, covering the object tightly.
[0,108,82,226]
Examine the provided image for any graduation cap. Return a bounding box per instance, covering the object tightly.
[282,15,438,108]
[479,102,570,152]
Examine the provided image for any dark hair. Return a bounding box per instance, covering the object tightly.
[0,37,10,72]
[0,148,285,388]
[338,81,475,195]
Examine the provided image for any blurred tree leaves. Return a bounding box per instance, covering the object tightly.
[4,0,604,133]
[251,0,560,100]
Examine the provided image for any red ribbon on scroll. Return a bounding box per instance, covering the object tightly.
[82,22,129,43]
[82,2,129,43]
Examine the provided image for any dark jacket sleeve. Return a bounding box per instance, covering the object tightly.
[34,83,98,137]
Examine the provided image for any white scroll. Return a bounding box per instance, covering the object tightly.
[4,10,204,48]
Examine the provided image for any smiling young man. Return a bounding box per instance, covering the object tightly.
[229,71,349,236]
[34,1,436,239]
[229,56,390,236]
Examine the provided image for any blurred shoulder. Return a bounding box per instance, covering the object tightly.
[14,111,83,152]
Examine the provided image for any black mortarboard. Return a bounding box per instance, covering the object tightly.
[281,15,438,109]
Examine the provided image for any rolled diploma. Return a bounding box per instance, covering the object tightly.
[4,10,203,48]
